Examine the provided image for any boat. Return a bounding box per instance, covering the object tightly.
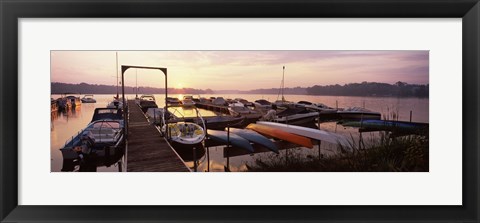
[51,98,58,113]
[138,95,158,113]
[337,107,381,120]
[341,120,428,135]
[297,101,337,113]
[65,95,82,108]
[261,107,319,126]
[256,121,350,147]
[246,123,313,148]
[56,96,71,110]
[166,121,206,160]
[228,128,279,153]
[234,98,253,107]
[166,97,182,106]
[253,99,273,112]
[228,102,261,119]
[154,106,207,161]
[273,66,295,108]
[107,97,123,109]
[201,115,245,130]
[207,129,254,153]
[60,108,125,161]
[181,96,196,107]
[212,97,227,106]
[81,94,97,103]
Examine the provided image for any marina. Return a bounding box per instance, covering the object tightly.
[51,93,428,172]
[51,51,429,172]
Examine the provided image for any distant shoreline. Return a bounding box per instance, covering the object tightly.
[51,81,429,98]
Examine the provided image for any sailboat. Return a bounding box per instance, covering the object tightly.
[274,66,294,108]
[261,66,319,126]
[107,52,123,109]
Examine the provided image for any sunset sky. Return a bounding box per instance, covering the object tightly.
[51,51,429,90]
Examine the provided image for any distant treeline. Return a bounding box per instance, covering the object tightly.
[306,82,429,97]
[52,81,428,97]
[51,82,214,95]
[215,87,307,95]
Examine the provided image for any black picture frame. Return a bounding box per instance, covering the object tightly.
[1,0,479,222]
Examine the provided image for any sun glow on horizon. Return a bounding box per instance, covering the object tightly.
[51,51,429,91]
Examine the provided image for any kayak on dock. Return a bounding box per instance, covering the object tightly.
[207,129,254,153]
[246,123,313,148]
[228,128,279,154]
[256,121,350,147]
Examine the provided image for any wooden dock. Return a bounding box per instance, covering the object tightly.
[126,100,190,172]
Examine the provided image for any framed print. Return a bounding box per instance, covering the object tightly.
[1,0,479,222]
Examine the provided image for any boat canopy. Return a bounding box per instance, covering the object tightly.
[91,108,123,122]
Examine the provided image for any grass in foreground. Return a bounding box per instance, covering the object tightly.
[246,133,429,172]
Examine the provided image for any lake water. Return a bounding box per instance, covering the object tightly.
[50,94,428,172]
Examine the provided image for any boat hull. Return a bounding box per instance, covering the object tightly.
[207,129,254,152]
[256,121,349,147]
[246,124,313,148]
[338,112,381,120]
[228,128,279,153]
[170,140,206,162]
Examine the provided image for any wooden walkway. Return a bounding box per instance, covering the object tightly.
[126,100,190,172]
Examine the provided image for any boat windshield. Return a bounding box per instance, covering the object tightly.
[91,121,121,129]
[141,95,155,101]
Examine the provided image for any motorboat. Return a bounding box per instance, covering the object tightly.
[201,115,245,130]
[81,94,97,103]
[228,102,261,119]
[60,108,125,162]
[337,107,381,120]
[253,99,273,112]
[65,95,82,108]
[155,106,207,161]
[166,97,182,106]
[261,107,319,126]
[181,96,196,107]
[51,98,58,113]
[212,97,227,106]
[234,98,253,107]
[297,101,337,112]
[107,97,123,109]
[138,94,158,113]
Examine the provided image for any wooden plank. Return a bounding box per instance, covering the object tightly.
[126,100,190,172]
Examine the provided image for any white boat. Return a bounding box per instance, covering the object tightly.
[261,107,319,126]
[60,108,125,160]
[166,97,182,106]
[234,98,253,107]
[167,122,205,146]
[65,95,82,108]
[137,95,158,113]
[107,97,123,109]
[297,101,337,113]
[256,121,350,147]
[81,94,97,103]
[253,99,273,112]
[181,96,196,107]
[228,102,261,118]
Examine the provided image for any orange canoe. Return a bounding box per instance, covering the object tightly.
[246,123,313,148]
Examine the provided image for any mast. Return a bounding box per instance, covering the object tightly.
[282,66,285,101]
[135,69,138,98]
[115,52,119,99]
